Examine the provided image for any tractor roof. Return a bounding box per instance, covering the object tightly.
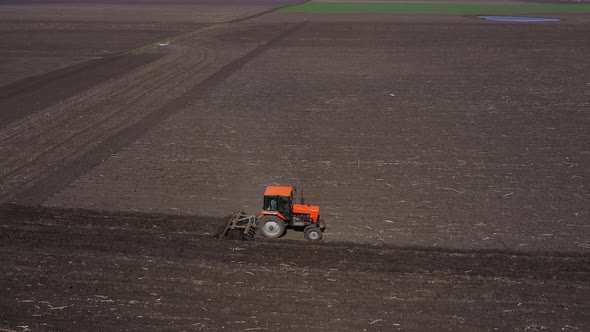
[264,186,293,197]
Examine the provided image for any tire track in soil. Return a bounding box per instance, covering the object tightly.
[0,45,214,197]
[0,54,161,129]
[0,52,189,144]
[0,22,307,206]
[0,47,211,174]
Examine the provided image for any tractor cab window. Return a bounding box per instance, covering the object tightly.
[263,195,292,218]
[264,196,278,211]
[278,196,291,212]
[278,196,292,219]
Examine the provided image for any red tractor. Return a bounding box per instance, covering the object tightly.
[257,186,325,241]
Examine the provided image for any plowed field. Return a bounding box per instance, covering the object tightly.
[1,0,589,330]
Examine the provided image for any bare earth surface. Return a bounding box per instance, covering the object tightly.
[38,14,590,251]
[1,0,589,330]
[0,0,302,86]
[1,205,589,331]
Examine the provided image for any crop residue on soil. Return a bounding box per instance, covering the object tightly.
[1,204,590,331]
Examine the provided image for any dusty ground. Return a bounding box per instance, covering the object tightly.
[1,0,589,330]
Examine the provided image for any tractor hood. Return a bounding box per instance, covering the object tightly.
[293,204,320,223]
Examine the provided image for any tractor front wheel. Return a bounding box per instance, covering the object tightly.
[304,226,322,241]
[258,216,285,239]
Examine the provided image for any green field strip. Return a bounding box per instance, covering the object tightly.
[278,2,590,14]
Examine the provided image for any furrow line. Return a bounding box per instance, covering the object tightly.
[0,47,212,178]
[0,49,217,195]
[3,22,307,206]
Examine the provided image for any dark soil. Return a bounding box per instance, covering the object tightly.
[29,15,587,251]
[1,204,589,331]
[0,54,161,128]
[0,21,306,207]
[0,1,589,330]
[0,18,207,87]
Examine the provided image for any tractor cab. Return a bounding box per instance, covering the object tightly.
[258,185,324,241]
[262,186,293,219]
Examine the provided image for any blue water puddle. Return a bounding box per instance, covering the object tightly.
[478,16,561,22]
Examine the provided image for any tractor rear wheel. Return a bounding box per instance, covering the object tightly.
[304,226,322,241]
[258,216,285,239]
